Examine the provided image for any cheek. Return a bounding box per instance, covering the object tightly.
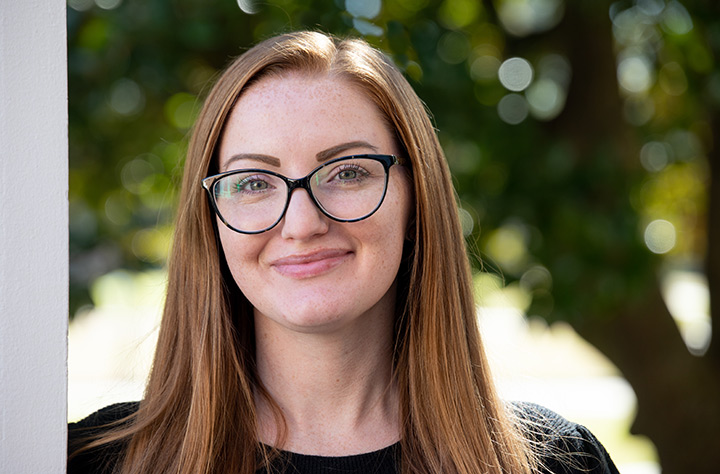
[217,220,265,280]
[390,171,414,239]
[366,184,413,269]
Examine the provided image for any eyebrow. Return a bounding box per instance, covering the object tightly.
[222,141,379,171]
[223,153,281,170]
[315,141,379,162]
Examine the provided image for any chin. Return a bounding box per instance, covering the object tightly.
[271,313,350,334]
[253,301,350,331]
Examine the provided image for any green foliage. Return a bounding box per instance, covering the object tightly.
[68,0,712,327]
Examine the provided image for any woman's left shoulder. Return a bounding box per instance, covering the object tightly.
[511,401,621,474]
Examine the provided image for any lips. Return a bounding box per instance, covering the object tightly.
[270,249,352,278]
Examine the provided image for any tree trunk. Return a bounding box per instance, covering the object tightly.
[542,2,720,472]
[697,0,720,369]
[708,111,720,364]
[576,286,720,473]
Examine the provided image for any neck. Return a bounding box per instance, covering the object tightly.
[254,307,400,456]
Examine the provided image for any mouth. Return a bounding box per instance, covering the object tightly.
[270,249,352,279]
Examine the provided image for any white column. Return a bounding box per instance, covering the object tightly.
[0,1,68,473]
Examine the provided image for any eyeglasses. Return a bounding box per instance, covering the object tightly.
[202,154,400,234]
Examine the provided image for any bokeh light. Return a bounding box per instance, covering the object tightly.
[662,1,693,35]
[497,93,529,124]
[347,0,383,35]
[104,192,132,226]
[640,141,671,172]
[611,7,660,46]
[538,53,571,87]
[164,93,197,129]
[519,265,553,292]
[623,95,655,125]
[644,219,676,254]
[346,0,381,19]
[437,31,471,64]
[131,227,172,263]
[236,0,259,14]
[496,0,564,37]
[353,19,384,36]
[526,78,563,120]
[662,271,712,356]
[458,207,475,236]
[485,222,530,274]
[617,55,654,94]
[109,79,145,117]
[120,154,163,196]
[69,0,94,11]
[525,54,570,120]
[95,0,122,10]
[498,57,533,91]
[438,0,481,30]
[471,55,501,81]
[636,0,664,17]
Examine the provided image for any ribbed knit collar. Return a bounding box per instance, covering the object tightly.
[265,442,400,473]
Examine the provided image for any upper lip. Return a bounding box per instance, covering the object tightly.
[270,249,351,266]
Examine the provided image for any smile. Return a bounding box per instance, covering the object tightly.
[270,249,352,279]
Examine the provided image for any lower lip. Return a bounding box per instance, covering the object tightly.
[272,253,351,279]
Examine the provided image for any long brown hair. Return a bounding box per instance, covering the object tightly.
[78,31,536,473]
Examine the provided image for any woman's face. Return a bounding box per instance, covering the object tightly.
[215,73,413,334]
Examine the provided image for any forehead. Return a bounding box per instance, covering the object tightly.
[216,73,393,163]
[239,72,356,108]
[232,73,384,128]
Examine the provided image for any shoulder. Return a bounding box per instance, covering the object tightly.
[512,402,620,474]
[69,402,140,432]
[68,402,140,474]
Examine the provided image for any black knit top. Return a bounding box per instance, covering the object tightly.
[68,402,619,473]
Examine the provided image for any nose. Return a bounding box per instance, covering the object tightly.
[280,188,329,240]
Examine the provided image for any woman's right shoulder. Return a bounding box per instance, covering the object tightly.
[68,402,140,474]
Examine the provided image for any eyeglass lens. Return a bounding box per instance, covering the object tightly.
[211,157,388,233]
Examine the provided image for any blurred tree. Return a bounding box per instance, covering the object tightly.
[68,0,718,471]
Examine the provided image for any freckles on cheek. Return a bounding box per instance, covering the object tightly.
[217,226,263,273]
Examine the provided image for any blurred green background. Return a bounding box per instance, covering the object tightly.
[67,0,719,472]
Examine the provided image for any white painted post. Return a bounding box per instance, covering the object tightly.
[0,1,68,473]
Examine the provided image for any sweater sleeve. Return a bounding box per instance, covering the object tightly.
[67,402,139,474]
[513,402,620,474]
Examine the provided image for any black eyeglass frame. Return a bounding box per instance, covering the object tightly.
[201,153,400,234]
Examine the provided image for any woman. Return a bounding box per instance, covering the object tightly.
[69,31,619,474]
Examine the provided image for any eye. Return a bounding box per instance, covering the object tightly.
[338,168,359,180]
[330,164,369,183]
[222,173,276,196]
[215,173,278,199]
[237,178,269,192]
